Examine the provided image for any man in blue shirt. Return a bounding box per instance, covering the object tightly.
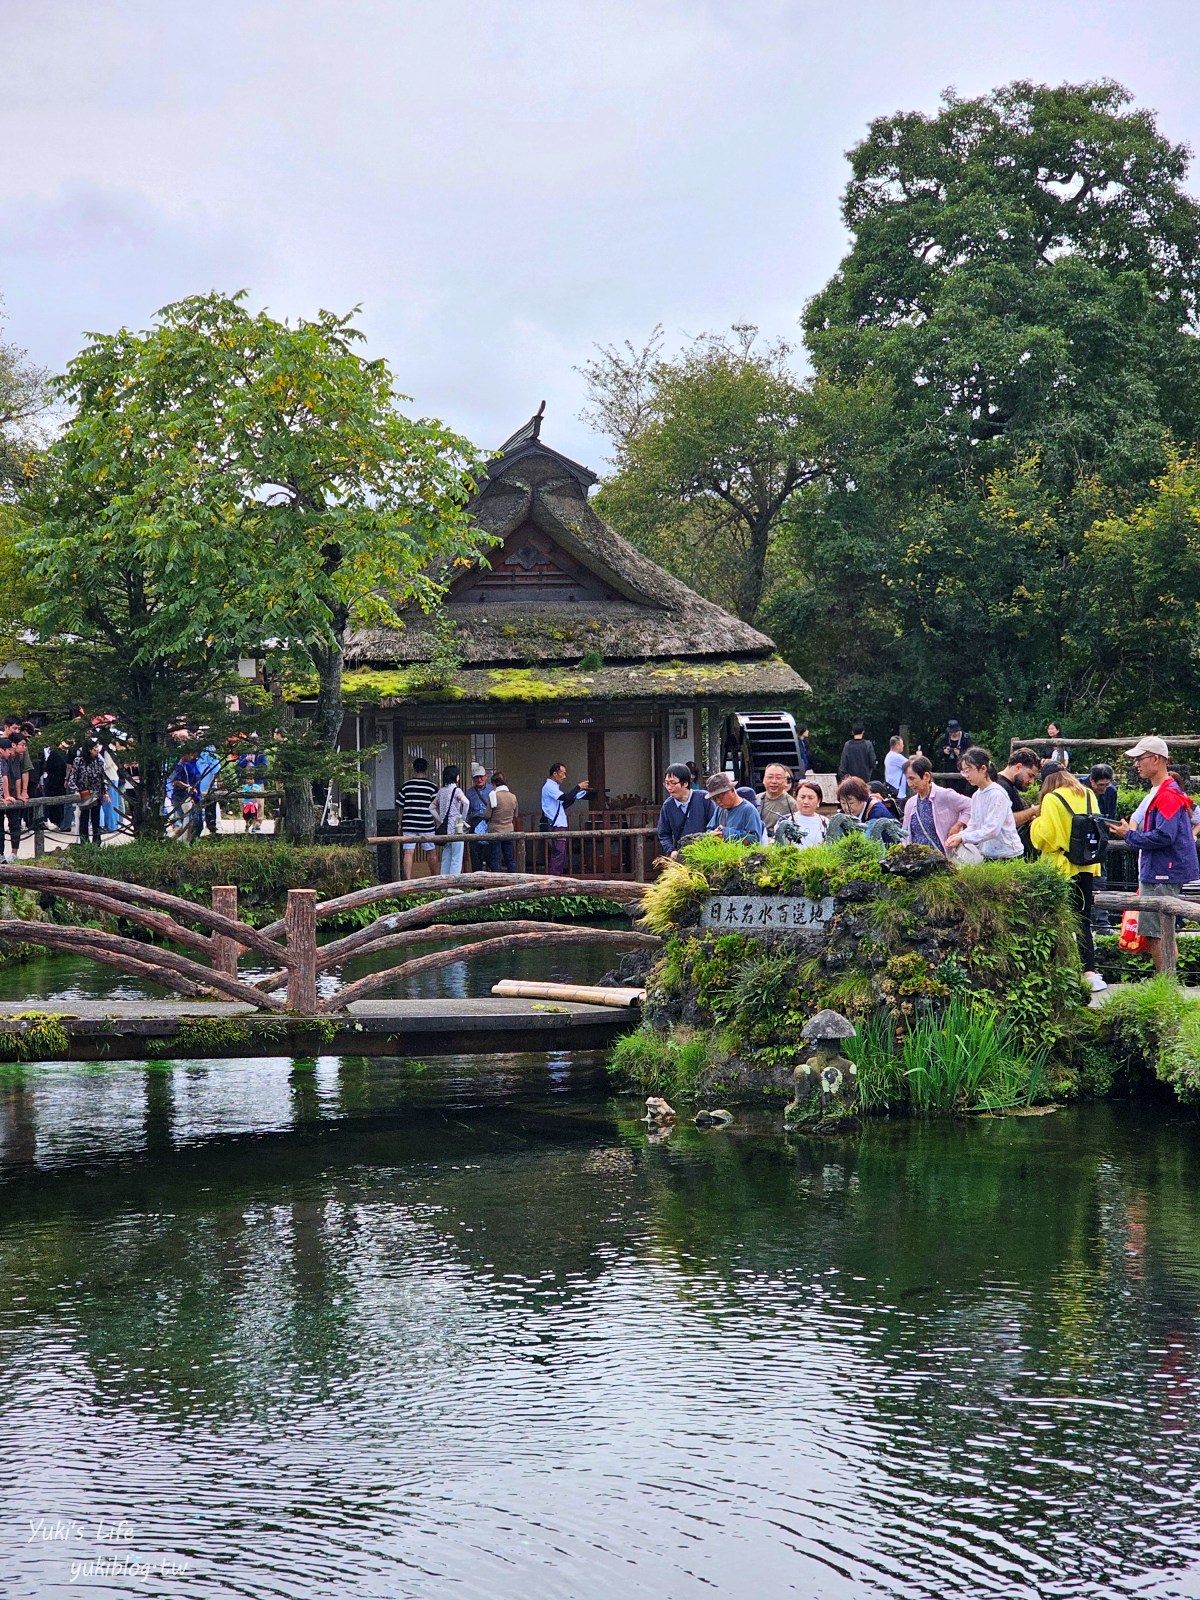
[466,762,495,870]
[541,762,590,875]
[168,749,203,841]
[705,773,766,844]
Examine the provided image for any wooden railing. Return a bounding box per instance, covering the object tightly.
[0,865,653,1016]
[371,827,663,883]
[1094,888,1199,978]
[0,794,99,855]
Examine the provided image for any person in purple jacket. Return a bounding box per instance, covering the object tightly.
[1109,736,1199,972]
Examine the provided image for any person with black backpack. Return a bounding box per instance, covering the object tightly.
[1030,766,1107,993]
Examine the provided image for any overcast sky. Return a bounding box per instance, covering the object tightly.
[3,0,1199,467]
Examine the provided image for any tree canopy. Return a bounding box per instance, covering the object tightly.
[776,79,1200,750]
[0,296,51,500]
[20,292,487,837]
[581,325,879,623]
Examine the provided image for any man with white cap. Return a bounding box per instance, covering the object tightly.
[465,762,495,871]
[1109,737,1199,971]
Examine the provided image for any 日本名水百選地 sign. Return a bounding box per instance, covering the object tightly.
[700,895,836,934]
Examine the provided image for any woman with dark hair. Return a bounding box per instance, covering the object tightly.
[837,776,892,823]
[433,764,469,876]
[68,737,105,845]
[488,771,519,871]
[944,747,1023,865]
[775,780,826,848]
[1030,766,1106,992]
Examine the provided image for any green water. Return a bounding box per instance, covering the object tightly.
[1,1050,1200,1599]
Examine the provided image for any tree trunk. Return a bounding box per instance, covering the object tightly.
[281,631,345,846]
[312,636,345,752]
[737,514,773,622]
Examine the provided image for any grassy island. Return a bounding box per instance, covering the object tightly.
[611,835,1200,1116]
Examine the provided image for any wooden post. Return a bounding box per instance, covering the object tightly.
[391,839,401,885]
[633,832,646,883]
[285,888,318,1013]
[32,808,44,858]
[361,711,378,838]
[211,884,240,979]
[517,835,527,872]
[1156,896,1179,978]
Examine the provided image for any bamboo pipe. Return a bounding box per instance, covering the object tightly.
[491,979,645,1009]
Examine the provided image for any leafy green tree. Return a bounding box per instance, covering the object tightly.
[1074,448,1200,727]
[805,79,1200,489]
[580,325,880,623]
[782,79,1200,744]
[21,293,486,839]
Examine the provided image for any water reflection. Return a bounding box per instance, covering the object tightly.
[1,1076,1200,1597]
[0,934,624,1008]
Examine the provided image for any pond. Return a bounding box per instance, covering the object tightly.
[0,929,626,1005]
[1,1047,1199,1599]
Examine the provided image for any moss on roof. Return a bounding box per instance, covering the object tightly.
[342,656,807,707]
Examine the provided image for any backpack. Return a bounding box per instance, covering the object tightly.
[1052,789,1106,868]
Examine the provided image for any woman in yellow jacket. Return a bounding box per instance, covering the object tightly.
[1030,767,1106,993]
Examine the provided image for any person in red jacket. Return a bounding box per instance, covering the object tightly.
[1110,736,1200,972]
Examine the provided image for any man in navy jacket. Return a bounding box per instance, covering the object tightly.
[1110,736,1199,971]
[656,764,714,858]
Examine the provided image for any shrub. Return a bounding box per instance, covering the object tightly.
[1090,975,1200,1100]
[617,836,1083,1113]
[59,839,375,915]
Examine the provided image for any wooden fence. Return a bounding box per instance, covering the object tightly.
[1094,888,1199,978]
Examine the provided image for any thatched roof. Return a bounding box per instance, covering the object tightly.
[342,656,805,709]
[345,417,809,700]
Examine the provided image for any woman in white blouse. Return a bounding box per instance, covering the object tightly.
[944,748,1023,865]
[774,781,827,849]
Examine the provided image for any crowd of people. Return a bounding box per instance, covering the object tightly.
[649,722,1200,999]
[0,717,134,861]
[0,712,283,859]
[394,758,569,880]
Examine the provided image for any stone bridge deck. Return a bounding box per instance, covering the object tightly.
[0,997,636,1062]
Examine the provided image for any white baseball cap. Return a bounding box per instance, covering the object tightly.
[1124,736,1170,759]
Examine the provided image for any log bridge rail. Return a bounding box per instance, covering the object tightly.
[1094,888,1198,978]
[0,865,654,1016]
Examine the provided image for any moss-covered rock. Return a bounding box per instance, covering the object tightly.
[617,836,1084,1114]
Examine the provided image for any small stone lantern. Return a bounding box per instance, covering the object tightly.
[786,1009,858,1125]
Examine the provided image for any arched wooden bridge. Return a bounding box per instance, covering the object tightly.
[0,864,656,1017]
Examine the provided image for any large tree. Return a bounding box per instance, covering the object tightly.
[780,79,1200,745]
[21,293,486,838]
[580,325,880,623]
[805,78,1200,487]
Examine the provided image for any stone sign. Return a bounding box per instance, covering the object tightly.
[700,895,835,934]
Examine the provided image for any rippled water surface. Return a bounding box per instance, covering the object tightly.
[2,1055,1200,1598]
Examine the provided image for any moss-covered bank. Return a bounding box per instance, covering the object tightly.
[612,835,1093,1114]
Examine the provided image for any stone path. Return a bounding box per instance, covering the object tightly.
[0,995,636,1061]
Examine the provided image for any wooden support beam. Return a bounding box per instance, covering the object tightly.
[285,889,318,1014]
[326,928,660,1011]
[211,885,240,979]
[0,920,287,1010]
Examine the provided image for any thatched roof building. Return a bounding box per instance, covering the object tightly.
[346,410,808,826]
